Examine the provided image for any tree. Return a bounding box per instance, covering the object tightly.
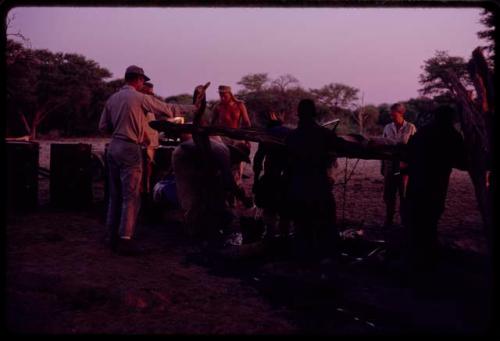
[310,83,360,112]
[6,39,112,138]
[5,39,38,137]
[166,93,197,122]
[418,50,471,98]
[237,73,270,93]
[404,96,454,129]
[270,74,300,92]
[165,93,193,104]
[351,104,380,135]
[477,8,495,67]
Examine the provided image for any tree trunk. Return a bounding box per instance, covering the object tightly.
[30,121,38,140]
[30,109,44,140]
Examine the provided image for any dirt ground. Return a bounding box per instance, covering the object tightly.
[4,138,494,335]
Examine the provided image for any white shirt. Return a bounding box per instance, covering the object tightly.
[382,120,417,145]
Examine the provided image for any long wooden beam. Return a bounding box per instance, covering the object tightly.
[149,120,404,161]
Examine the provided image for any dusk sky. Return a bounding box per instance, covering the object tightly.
[7,7,486,105]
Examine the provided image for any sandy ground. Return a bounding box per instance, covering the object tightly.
[5,137,492,335]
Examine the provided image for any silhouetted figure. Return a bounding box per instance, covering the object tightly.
[285,99,340,260]
[253,111,292,240]
[404,105,467,271]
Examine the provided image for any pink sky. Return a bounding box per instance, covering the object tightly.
[7,7,486,105]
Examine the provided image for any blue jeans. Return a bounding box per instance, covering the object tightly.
[106,139,142,239]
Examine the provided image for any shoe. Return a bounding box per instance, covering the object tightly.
[114,239,145,256]
[103,234,119,250]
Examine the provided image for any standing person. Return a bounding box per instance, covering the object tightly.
[211,85,251,129]
[404,105,467,271]
[99,65,204,255]
[381,103,417,227]
[139,82,159,194]
[285,99,341,261]
[211,85,252,190]
[253,111,292,240]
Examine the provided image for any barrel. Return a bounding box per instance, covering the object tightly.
[6,141,39,213]
[50,143,92,208]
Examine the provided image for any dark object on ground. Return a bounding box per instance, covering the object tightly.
[50,143,93,209]
[114,239,145,257]
[240,215,265,244]
[6,141,39,214]
[152,176,179,208]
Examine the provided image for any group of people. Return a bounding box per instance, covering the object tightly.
[99,64,467,271]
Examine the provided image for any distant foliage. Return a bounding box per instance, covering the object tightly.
[166,93,197,122]
[237,73,270,94]
[419,50,471,98]
[477,9,495,68]
[6,39,115,138]
[7,40,461,138]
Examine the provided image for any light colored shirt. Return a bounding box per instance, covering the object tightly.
[144,112,160,148]
[381,120,417,176]
[382,121,417,145]
[99,84,196,144]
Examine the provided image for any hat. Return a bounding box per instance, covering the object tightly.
[227,142,251,163]
[125,65,150,81]
[218,85,232,93]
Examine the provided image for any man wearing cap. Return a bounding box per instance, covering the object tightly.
[211,85,252,193]
[99,65,205,255]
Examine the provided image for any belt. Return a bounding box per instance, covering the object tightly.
[112,136,140,145]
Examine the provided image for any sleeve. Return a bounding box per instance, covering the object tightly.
[253,143,266,179]
[98,104,112,134]
[143,95,196,119]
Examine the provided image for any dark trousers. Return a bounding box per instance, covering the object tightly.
[383,173,408,225]
[406,199,443,271]
[290,195,338,260]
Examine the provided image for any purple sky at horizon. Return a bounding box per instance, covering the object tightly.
[7,7,486,105]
